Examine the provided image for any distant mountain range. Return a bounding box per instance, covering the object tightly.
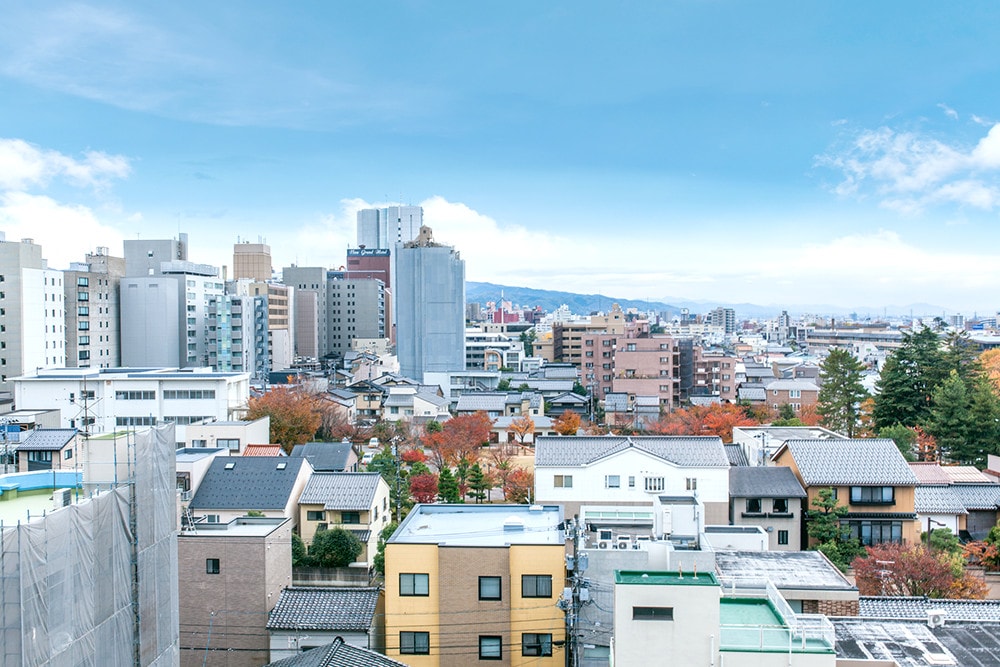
[466,282,955,320]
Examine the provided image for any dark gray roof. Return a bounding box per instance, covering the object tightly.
[950,483,1000,511]
[781,439,919,486]
[859,596,1000,622]
[266,586,380,631]
[724,444,749,467]
[714,550,855,590]
[265,637,409,667]
[914,485,968,515]
[834,618,1000,667]
[189,457,306,510]
[534,435,729,468]
[299,473,383,510]
[16,428,77,451]
[290,442,355,472]
[729,467,806,498]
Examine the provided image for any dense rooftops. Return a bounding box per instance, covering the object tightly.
[775,439,920,486]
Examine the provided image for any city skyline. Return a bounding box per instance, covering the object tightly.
[2,3,1000,310]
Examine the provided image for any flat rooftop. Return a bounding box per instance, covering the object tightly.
[715,550,856,591]
[721,599,834,654]
[175,447,226,462]
[0,487,76,524]
[181,516,289,537]
[615,570,719,587]
[390,504,564,546]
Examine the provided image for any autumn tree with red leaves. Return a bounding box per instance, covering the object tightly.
[503,467,534,504]
[508,415,535,448]
[647,404,757,443]
[853,542,987,599]
[553,410,581,436]
[247,386,323,453]
[422,412,494,469]
[409,473,439,504]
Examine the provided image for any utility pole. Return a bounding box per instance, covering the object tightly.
[560,515,589,667]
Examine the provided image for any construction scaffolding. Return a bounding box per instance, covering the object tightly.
[0,424,180,666]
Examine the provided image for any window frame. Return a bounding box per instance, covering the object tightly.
[521,574,553,598]
[605,474,620,489]
[399,631,430,655]
[778,530,789,546]
[522,632,553,657]
[479,576,502,601]
[479,635,502,660]
[206,558,220,575]
[399,572,430,597]
[633,606,674,620]
[745,498,762,514]
[554,474,573,488]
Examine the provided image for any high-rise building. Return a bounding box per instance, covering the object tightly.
[232,241,273,281]
[124,233,188,277]
[64,247,125,369]
[356,205,423,250]
[395,226,465,381]
[0,234,65,387]
[282,266,329,358]
[707,307,736,334]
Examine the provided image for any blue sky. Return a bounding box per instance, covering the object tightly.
[2,2,1000,313]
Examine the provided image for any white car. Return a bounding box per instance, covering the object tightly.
[361,451,376,466]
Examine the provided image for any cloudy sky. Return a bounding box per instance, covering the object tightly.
[2,2,1000,314]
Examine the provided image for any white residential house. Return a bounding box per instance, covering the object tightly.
[533,435,732,530]
[184,416,271,454]
[380,384,451,424]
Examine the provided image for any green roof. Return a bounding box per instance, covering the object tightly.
[614,570,719,586]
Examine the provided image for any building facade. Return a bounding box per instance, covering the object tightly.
[63,247,125,369]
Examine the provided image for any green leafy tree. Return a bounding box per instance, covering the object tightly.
[519,329,536,356]
[817,348,868,437]
[309,528,363,567]
[873,328,949,430]
[372,521,398,575]
[496,378,512,391]
[572,381,588,397]
[367,450,410,519]
[923,527,962,556]
[437,467,462,503]
[777,403,797,421]
[806,487,864,571]
[467,463,491,503]
[965,376,1000,467]
[878,424,918,462]
[926,370,972,464]
[292,533,310,567]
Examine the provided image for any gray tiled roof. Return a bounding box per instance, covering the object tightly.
[455,393,507,412]
[729,467,807,498]
[299,473,383,510]
[834,618,1000,667]
[265,637,409,667]
[738,386,766,402]
[781,439,919,486]
[547,392,587,405]
[189,457,306,510]
[859,596,1000,621]
[266,586,380,631]
[534,435,729,468]
[914,485,968,514]
[16,428,77,451]
[604,394,629,411]
[950,483,1000,510]
[290,442,354,472]
[724,444,750,467]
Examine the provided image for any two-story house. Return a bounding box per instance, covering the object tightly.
[534,435,731,529]
[771,439,921,548]
[297,472,391,565]
[187,456,313,528]
[728,466,807,551]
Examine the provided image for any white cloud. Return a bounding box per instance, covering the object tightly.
[0,192,125,268]
[819,122,1000,213]
[0,138,130,191]
[938,103,959,120]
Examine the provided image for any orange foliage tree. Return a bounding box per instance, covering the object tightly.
[503,467,534,504]
[422,411,494,469]
[980,349,1000,394]
[647,404,758,443]
[853,542,987,599]
[795,402,823,427]
[914,426,940,462]
[509,415,535,448]
[553,410,581,436]
[246,386,323,453]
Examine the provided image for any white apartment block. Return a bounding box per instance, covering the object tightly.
[0,234,65,388]
[12,367,250,444]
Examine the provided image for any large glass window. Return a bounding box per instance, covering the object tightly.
[844,520,903,545]
[521,575,552,598]
[644,477,665,492]
[850,486,894,504]
[400,573,429,596]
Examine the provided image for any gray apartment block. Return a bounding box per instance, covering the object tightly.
[283,266,329,357]
[356,205,423,250]
[124,233,188,277]
[64,248,124,369]
[326,275,386,361]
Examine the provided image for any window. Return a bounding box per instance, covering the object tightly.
[64,449,73,460]
[479,576,501,601]
[522,633,553,657]
[844,520,903,545]
[206,558,220,575]
[400,573,429,596]
[850,486,894,504]
[628,476,635,488]
[686,477,697,491]
[644,477,665,492]
[27,451,53,463]
[341,511,361,524]
[400,631,430,655]
[605,475,620,489]
[115,390,156,400]
[745,498,762,513]
[217,438,240,451]
[521,574,552,598]
[163,389,216,399]
[78,350,90,360]
[479,635,502,660]
[778,530,789,546]
[633,606,673,620]
[79,321,89,330]
[78,306,89,316]
[307,510,325,521]
[554,475,573,488]
[772,498,789,514]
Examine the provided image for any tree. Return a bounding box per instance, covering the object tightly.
[572,381,588,397]
[878,424,917,462]
[467,463,491,503]
[503,467,534,504]
[409,473,439,504]
[553,410,581,436]
[496,378,511,391]
[914,426,940,462]
[647,404,756,442]
[965,375,1000,467]
[367,450,410,519]
[777,403,796,421]
[437,467,461,503]
[701,404,757,443]
[246,386,323,452]
[853,542,987,599]
[923,527,962,556]
[872,328,949,430]
[309,528,363,568]
[817,348,869,437]
[519,329,536,356]
[488,442,518,498]
[400,448,427,465]
[979,349,1000,394]
[372,521,398,575]
[806,487,864,571]
[926,370,971,464]
[509,416,535,449]
[422,412,494,469]
[292,533,309,567]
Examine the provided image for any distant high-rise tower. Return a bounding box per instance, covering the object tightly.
[356,205,423,250]
[395,226,465,381]
[233,241,272,282]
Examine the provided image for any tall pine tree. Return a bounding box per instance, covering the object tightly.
[817,348,868,437]
[925,370,971,464]
[872,328,949,430]
[437,466,461,503]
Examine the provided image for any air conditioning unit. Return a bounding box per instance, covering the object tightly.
[926,610,946,628]
[597,541,610,549]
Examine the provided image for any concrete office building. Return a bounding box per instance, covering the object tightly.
[0,234,65,388]
[64,247,125,369]
[282,266,329,358]
[232,241,273,282]
[326,271,387,360]
[356,205,423,250]
[395,227,465,382]
[124,233,188,278]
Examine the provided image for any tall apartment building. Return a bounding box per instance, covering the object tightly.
[64,247,124,369]
[124,233,188,278]
[0,234,65,387]
[282,266,329,358]
[536,304,627,365]
[395,227,466,382]
[707,306,736,334]
[356,205,423,250]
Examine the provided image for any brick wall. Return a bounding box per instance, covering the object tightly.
[800,598,859,616]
